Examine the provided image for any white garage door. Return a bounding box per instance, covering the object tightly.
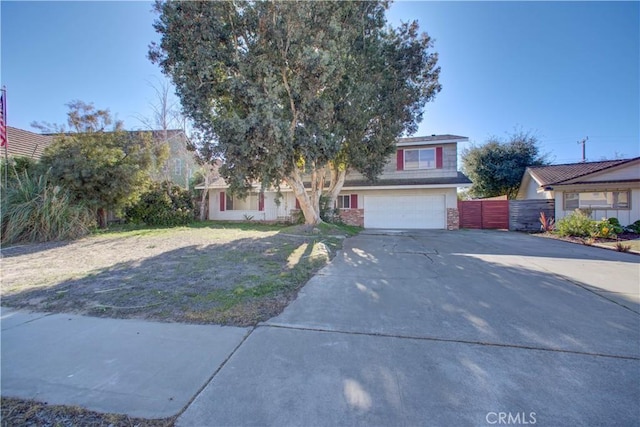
[364,194,446,229]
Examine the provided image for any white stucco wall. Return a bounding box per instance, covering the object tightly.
[519,177,552,200]
[208,189,298,221]
[207,187,459,222]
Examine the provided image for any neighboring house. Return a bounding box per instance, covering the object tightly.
[32,127,199,189]
[517,157,640,225]
[148,129,200,189]
[201,135,472,229]
[5,126,53,159]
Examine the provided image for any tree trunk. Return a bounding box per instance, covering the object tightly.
[326,164,346,210]
[199,173,209,221]
[286,168,320,225]
[97,207,107,229]
[310,165,326,219]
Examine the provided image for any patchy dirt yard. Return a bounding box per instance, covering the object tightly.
[1,222,351,326]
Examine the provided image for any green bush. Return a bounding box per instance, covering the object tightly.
[1,170,96,244]
[625,220,640,234]
[592,219,617,239]
[555,209,595,237]
[319,195,342,224]
[606,217,624,235]
[125,181,195,226]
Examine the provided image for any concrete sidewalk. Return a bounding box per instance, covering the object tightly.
[0,308,249,418]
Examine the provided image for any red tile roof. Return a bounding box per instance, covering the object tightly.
[527,158,639,186]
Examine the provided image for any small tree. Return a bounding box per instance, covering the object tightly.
[39,102,155,228]
[461,131,548,199]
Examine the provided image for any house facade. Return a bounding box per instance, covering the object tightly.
[204,135,472,229]
[149,129,200,189]
[517,157,640,226]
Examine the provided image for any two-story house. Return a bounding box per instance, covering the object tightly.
[204,135,471,229]
[149,129,200,189]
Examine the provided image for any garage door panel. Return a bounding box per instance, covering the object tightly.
[364,195,445,229]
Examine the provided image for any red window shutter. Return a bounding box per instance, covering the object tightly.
[397,150,404,170]
[436,147,443,169]
[259,192,265,211]
[350,194,358,209]
[295,198,300,209]
[220,191,225,211]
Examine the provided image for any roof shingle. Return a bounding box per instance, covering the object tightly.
[6,127,54,159]
[528,158,639,186]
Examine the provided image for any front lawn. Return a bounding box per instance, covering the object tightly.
[1,221,358,326]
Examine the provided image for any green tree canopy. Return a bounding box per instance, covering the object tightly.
[149,0,441,224]
[461,131,549,200]
[39,102,155,227]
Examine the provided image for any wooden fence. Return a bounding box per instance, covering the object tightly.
[508,199,555,232]
[458,200,510,229]
[458,199,555,231]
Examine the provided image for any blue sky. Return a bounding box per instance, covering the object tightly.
[1,1,638,165]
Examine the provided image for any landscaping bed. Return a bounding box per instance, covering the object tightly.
[1,221,359,326]
[536,231,640,253]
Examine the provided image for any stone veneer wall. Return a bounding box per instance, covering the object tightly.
[447,208,459,230]
[339,209,364,227]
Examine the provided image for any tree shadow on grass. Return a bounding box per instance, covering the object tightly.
[1,234,325,326]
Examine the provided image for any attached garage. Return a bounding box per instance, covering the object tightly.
[364,194,446,229]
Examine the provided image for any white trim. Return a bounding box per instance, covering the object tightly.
[396,138,467,147]
[342,183,471,191]
[404,147,436,170]
[199,183,471,191]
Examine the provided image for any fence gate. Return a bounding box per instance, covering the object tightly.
[458,200,510,229]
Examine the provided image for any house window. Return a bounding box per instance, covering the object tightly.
[174,159,182,175]
[564,191,630,210]
[226,193,259,210]
[404,148,436,170]
[337,195,350,209]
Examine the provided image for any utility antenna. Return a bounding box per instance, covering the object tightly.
[578,136,588,162]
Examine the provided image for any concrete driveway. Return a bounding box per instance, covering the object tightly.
[180,230,639,426]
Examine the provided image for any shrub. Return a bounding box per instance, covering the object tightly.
[291,195,342,225]
[124,181,195,226]
[615,242,631,253]
[606,218,623,235]
[1,170,96,244]
[625,220,640,234]
[592,219,617,239]
[319,195,342,224]
[539,211,555,232]
[555,209,595,237]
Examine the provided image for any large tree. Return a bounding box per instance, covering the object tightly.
[149,0,440,224]
[39,102,155,228]
[461,131,549,199]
